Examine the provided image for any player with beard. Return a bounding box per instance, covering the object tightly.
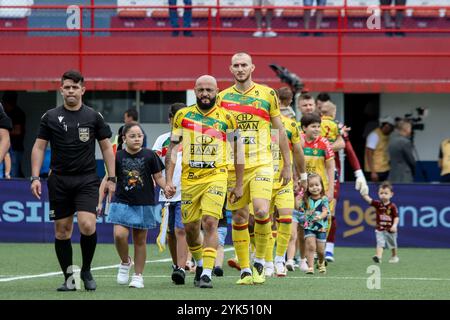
[164,75,244,288]
[217,52,292,285]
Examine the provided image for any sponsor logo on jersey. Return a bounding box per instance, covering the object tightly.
[189,161,216,168]
[190,144,218,155]
[255,176,271,182]
[242,136,256,144]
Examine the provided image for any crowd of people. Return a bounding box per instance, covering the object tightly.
[0,50,447,291]
[165,0,409,38]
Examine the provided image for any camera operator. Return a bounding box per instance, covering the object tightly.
[388,119,415,183]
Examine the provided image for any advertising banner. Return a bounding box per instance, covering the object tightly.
[1,180,449,247]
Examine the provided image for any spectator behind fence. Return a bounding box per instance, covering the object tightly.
[438,137,450,183]
[1,91,26,178]
[388,120,415,183]
[302,0,327,37]
[380,0,406,37]
[253,0,277,38]
[169,0,193,37]
[364,116,395,182]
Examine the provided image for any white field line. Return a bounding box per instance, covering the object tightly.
[21,275,450,282]
[0,248,235,283]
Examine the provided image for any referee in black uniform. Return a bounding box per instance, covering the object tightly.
[30,70,116,291]
[0,102,12,163]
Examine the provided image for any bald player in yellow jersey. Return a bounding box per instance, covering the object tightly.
[217,52,292,285]
[165,75,244,289]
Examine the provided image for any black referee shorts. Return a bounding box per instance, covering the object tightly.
[47,172,100,221]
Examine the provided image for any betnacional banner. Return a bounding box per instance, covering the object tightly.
[0,180,449,247]
[334,183,450,248]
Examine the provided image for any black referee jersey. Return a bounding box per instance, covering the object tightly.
[38,104,112,175]
[0,103,12,130]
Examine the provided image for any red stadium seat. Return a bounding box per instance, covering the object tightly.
[412,8,441,18]
[218,9,245,18]
[117,10,147,18]
[151,10,169,18]
[281,9,304,18]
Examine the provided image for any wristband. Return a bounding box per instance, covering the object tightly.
[300,172,308,181]
[107,176,117,183]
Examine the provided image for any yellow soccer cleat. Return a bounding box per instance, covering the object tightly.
[252,263,266,284]
[236,272,253,285]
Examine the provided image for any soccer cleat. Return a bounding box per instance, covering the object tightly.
[264,262,274,277]
[389,256,399,263]
[236,271,253,285]
[213,266,224,277]
[80,270,97,291]
[199,275,213,289]
[325,252,335,263]
[117,257,132,285]
[252,262,266,284]
[318,261,327,274]
[171,266,186,285]
[227,257,241,271]
[300,259,309,272]
[275,262,287,277]
[305,267,314,275]
[286,259,295,271]
[372,256,381,263]
[194,266,203,287]
[129,274,144,288]
[56,282,76,292]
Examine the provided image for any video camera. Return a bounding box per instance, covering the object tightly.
[402,107,428,131]
[269,64,304,93]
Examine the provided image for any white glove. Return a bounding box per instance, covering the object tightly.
[354,169,367,191]
[359,184,369,196]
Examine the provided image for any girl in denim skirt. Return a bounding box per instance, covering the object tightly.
[105,121,165,288]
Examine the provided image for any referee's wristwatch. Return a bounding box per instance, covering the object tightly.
[30,176,41,183]
[107,176,117,183]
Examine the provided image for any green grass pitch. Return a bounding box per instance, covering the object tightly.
[0,243,449,300]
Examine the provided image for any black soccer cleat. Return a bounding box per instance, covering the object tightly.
[199,275,213,289]
[80,271,97,291]
[213,266,224,277]
[194,266,203,287]
[171,267,186,285]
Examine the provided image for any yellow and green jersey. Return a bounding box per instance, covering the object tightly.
[217,83,280,169]
[302,134,335,192]
[320,115,341,143]
[272,115,301,189]
[171,104,238,184]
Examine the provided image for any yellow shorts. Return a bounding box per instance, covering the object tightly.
[226,165,274,211]
[181,179,227,224]
[270,181,294,214]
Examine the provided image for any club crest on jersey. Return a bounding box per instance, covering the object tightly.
[78,127,89,142]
